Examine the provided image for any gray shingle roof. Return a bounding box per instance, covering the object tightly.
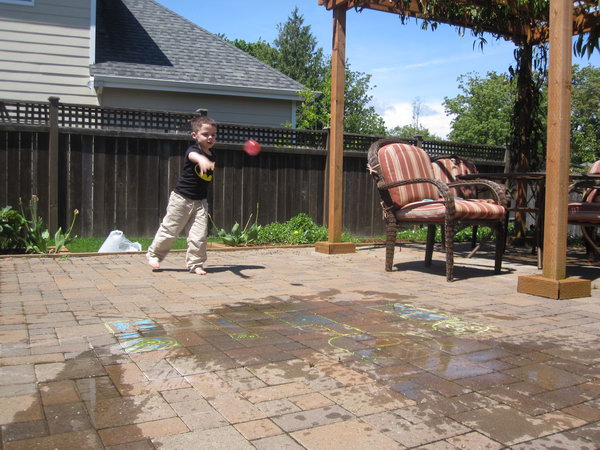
[91,0,305,96]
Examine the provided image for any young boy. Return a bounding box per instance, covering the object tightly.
[146,115,217,275]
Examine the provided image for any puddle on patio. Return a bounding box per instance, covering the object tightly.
[6,290,600,448]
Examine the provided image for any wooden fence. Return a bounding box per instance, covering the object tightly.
[0,99,506,238]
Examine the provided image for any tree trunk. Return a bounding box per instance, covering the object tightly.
[512,43,535,244]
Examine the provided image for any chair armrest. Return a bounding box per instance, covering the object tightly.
[447,179,507,207]
[569,180,600,193]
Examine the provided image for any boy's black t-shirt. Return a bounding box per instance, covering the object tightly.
[174,144,215,200]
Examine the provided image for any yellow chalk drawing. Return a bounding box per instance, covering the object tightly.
[203,317,260,340]
[265,310,441,361]
[121,336,181,353]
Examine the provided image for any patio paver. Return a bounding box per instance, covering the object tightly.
[0,243,599,448]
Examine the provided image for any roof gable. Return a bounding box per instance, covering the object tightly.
[92,0,305,99]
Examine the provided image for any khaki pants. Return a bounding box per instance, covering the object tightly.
[147,192,208,271]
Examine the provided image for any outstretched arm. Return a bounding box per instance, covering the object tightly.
[189,151,214,175]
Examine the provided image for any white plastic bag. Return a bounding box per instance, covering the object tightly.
[98,230,142,253]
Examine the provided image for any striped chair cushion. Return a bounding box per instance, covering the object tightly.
[431,158,456,185]
[395,199,506,222]
[378,143,438,208]
[568,202,600,223]
[431,157,478,198]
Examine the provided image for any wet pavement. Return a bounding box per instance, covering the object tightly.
[1,243,599,449]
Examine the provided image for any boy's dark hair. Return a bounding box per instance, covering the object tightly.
[191,115,217,133]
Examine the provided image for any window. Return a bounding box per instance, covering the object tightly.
[0,0,34,5]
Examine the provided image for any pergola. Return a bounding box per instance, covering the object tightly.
[315,0,600,299]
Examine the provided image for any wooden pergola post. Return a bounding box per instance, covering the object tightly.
[315,5,355,254]
[517,0,591,299]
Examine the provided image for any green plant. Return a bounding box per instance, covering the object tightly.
[17,195,79,254]
[52,209,79,253]
[19,195,49,253]
[0,205,27,252]
[210,205,262,247]
[396,225,502,243]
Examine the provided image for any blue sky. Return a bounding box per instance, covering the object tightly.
[155,0,599,138]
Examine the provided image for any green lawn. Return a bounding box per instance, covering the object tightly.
[66,237,192,253]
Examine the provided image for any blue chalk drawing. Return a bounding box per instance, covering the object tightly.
[103,318,180,353]
[369,303,493,336]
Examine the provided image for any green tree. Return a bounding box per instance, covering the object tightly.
[343,65,386,134]
[387,98,443,140]
[222,37,279,67]
[221,8,386,134]
[571,65,600,166]
[273,7,326,90]
[443,72,516,146]
[296,62,386,134]
[388,125,442,141]
[443,67,598,165]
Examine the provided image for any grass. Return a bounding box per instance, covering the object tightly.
[48,221,588,254]
[66,236,226,253]
[64,226,488,253]
[65,236,192,253]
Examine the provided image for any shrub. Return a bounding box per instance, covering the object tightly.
[0,205,27,253]
[257,213,328,245]
[0,196,80,254]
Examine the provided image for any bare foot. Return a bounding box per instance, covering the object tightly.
[147,257,160,270]
[194,266,207,275]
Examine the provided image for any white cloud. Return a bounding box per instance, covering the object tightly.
[371,53,485,75]
[381,101,452,139]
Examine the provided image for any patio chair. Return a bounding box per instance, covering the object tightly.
[431,155,480,249]
[568,160,600,260]
[367,138,507,281]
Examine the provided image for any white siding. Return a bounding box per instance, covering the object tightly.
[0,0,97,104]
[100,89,295,127]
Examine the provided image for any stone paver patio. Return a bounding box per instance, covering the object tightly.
[1,243,599,449]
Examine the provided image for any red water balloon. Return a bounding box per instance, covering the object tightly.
[243,139,261,156]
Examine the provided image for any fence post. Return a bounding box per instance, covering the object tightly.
[322,127,330,226]
[48,96,59,234]
[503,146,511,173]
[414,135,424,147]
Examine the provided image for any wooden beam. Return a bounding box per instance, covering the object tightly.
[530,9,600,43]
[331,0,526,41]
[318,0,350,9]
[318,0,599,44]
[316,5,355,255]
[542,0,572,280]
[517,0,592,299]
[328,5,346,244]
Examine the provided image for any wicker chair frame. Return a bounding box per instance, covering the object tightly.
[568,178,600,260]
[431,154,481,250]
[367,138,507,281]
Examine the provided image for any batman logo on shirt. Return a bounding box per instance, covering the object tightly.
[194,164,213,182]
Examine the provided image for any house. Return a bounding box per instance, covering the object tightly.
[0,0,305,127]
